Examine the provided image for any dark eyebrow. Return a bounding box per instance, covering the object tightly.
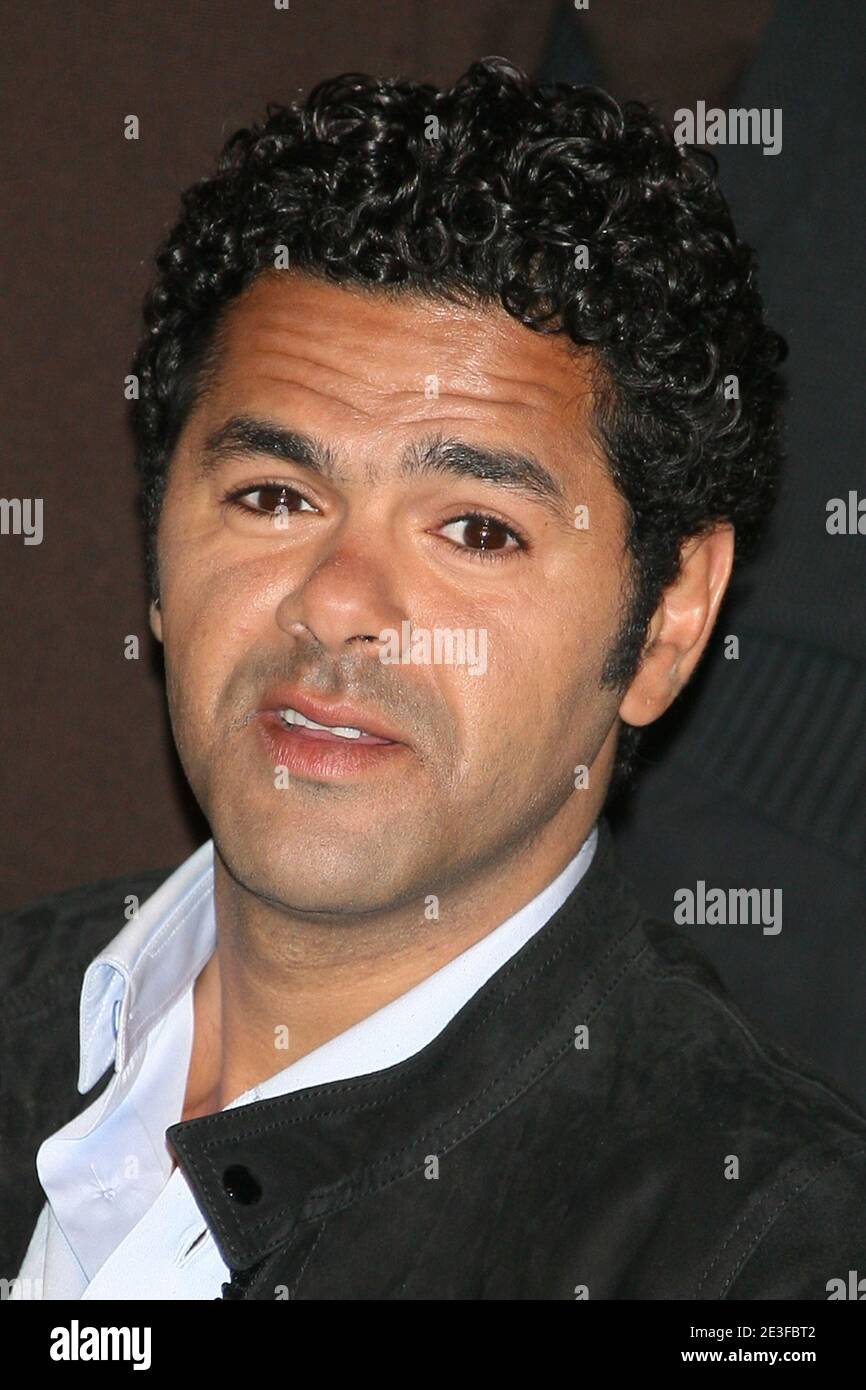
[197,416,344,482]
[403,434,570,520]
[196,415,570,519]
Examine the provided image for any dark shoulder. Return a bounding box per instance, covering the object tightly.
[620,915,866,1296]
[635,914,866,1130]
[0,866,174,1001]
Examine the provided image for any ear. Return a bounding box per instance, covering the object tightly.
[618,524,734,729]
[149,599,163,644]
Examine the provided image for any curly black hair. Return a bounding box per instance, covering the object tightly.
[129,56,786,795]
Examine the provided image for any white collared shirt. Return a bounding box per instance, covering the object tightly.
[15,823,598,1300]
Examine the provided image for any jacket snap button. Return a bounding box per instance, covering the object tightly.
[222,1164,263,1204]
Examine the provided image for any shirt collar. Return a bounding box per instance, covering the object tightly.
[78,840,216,1092]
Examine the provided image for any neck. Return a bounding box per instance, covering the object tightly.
[180,798,600,1121]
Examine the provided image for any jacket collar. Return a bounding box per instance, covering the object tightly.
[166,814,647,1271]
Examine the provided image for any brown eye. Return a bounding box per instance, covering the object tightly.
[226,484,316,516]
[439,513,524,557]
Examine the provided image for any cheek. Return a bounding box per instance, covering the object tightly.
[451,593,609,756]
[163,564,264,726]
[512,584,619,758]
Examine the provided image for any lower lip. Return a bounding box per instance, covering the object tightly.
[255,711,409,779]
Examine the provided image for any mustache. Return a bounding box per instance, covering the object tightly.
[224,647,423,734]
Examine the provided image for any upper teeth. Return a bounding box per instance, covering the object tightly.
[279,707,365,739]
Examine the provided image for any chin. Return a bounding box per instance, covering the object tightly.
[216,828,407,918]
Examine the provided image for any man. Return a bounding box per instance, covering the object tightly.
[3,58,865,1300]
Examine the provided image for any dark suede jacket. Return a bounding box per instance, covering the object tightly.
[2,816,866,1300]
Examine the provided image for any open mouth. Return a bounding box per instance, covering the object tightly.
[254,708,408,780]
[277,707,396,746]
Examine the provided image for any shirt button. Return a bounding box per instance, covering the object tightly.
[222,1164,263,1205]
[112,998,122,1036]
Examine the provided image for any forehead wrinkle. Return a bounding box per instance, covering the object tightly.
[232,369,382,425]
[249,363,567,420]
[227,298,596,417]
[245,360,557,417]
[242,344,390,392]
[236,319,572,410]
[468,363,576,403]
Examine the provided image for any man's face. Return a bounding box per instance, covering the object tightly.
[152,271,631,914]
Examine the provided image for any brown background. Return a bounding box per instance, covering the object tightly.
[0,1,555,910]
